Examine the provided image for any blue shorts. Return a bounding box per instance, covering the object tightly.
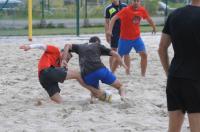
[83,67,116,89]
[118,37,146,56]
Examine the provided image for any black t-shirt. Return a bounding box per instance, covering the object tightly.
[104,2,127,36]
[71,43,111,76]
[163,5,200,80]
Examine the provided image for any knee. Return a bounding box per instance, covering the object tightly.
[54,100,63,104]
[51,97,63,104]
[115,81,122,89]
[50,93,63,104]
[119,83,122,89]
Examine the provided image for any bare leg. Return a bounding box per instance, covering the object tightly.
[188,113,200,132]
[66,69,104,98]
[168,110,185,132]
[139,52,147,77]
[110,79,125,101]
[124,55,131,75]
[50,92,63,104]
[109,48,117,70]
[111,57,119,73]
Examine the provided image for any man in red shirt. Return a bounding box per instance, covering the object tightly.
[104,0,128,72]
[20,44,110,104]
[107,0,156,76]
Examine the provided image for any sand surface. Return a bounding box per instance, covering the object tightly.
[0,34,190,132]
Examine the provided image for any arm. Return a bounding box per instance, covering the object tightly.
[158,33,171,76]
[104,18,110,43]
[19,44,47,51]
[106,15,119,43]
[146,16,156,34]
[61,44,72,67]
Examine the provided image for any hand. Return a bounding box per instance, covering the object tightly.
[119,61,128,71]
[117,57,128,70]
[19,45,31,51]
[106,31,112,44]
[121,63,128,71]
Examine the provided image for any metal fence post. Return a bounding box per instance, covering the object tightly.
[76,0,80,36]
[40,0,46,27]
[165,0,168,21]
[47,0,50,12]
[42,0,45,19]
[28,0,32,41]
[84,0,89,26]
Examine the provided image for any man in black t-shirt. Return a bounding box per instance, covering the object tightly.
[158,0,200,131]
[62,36,127,101]
[104,0,128,71]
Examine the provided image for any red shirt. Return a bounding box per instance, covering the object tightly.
[38,45,61,74]
[117,5,149,40]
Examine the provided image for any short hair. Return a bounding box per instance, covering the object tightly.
[89,36,101,44]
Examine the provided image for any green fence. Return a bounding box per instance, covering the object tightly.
[0,0,190,36]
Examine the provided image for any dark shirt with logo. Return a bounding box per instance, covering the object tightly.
[104,2,127,36]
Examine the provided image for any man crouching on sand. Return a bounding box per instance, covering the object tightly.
[20,43,111,104]
[62,36,127,101]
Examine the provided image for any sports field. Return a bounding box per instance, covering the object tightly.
[0,33,190,132]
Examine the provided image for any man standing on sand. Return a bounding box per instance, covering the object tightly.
[107,0,156,76]
[20,44,111,104]
[158,0,200,131]
[104,0,129,72]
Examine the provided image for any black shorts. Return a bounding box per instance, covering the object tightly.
[166,76,200,113]
[39,67,67,97]
[111,35,119,49]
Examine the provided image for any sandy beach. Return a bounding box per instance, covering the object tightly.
[0,34,190,132]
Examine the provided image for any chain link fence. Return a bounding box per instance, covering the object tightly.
[0,0,190,35]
